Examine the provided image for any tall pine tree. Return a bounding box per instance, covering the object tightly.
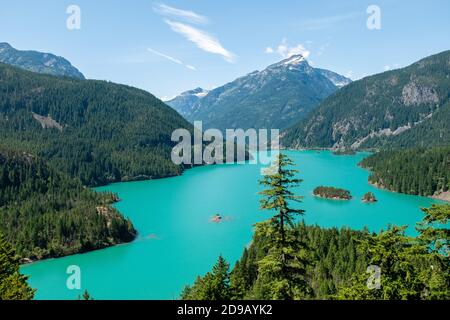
[253,153,310,299]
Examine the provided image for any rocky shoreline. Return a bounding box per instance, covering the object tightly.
[431,191,450,202]
[369,181,450,203]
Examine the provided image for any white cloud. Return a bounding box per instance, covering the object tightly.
[265,39,310,59]
[147,48,196,71]
[165,19,236,63]
[154,3,208,24]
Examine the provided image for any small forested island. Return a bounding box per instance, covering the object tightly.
[313,186,352,200]
[362,192,377,203]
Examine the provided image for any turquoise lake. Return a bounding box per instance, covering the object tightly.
[21,150,440,300]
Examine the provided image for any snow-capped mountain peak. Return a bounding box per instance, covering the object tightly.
[283,55,305,65]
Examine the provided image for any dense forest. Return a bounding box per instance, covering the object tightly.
[0,233,35,299]
[181,154,449,300]
[0,148,136,260]
[182,224,370,299]
[360,147,450,197]
[0,62,193,187]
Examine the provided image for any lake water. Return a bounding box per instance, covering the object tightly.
[21,150,439,300]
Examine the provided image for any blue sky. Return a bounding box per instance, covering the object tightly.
[0,0,449,99]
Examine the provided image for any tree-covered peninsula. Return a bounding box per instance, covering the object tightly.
[360,147,450,199]
[0,148,136,261]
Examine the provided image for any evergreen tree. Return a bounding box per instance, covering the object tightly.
[181,256,231,300]
[82,290,94,301]
[415,204,450,299]
[259,153,305,244]
[337,226,425,299]
[337,205,450,300]
[0,233,35,300]
[253,153,310,299]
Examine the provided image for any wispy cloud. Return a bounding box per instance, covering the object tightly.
[266,39,310,59]
[301,12,360,30]
[147,48,196,71]
[153,3,208,25]
[165,19,236,63]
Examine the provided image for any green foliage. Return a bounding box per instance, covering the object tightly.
[251,223,310,299]
[0,62,192,187]
[259,153,305,242]
[283,50,450,149]
[181,256,232,300]
[0,233,35,300]
[77,290,94,300]
[338,205,449,300]
[360,147,450,196]
[182,224,370,300]
[417,204,449,257]
[254,153,310,299]
[0,148,136,260]
[313,186,352,200]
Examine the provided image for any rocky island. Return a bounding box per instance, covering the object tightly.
[362,192,377,203]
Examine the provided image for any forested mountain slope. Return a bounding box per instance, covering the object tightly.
[0,62,194,186]
[0,148,136,260]
[283,50,450,149]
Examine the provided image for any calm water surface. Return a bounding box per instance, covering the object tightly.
[21,151,439,299]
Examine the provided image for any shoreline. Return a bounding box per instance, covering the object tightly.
[368,181,450,203]
[430,191,450,202]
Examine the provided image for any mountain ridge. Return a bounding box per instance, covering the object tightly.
[0,42,85,79]
[282,50,450,150]
[0,61,193,186]
[167,55,351,131]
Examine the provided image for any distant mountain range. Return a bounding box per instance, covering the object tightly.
[282,50,450,150]
[165,87,209,119]
[167,55,351,131]
[0,42,85,79]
